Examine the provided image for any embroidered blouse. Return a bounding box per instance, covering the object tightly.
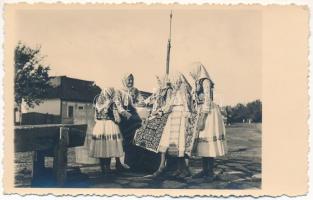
[95,93,126,123]
[196,79,213,113]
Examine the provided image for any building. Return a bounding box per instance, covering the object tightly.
[21,76,100,125]
[20,76,152,125]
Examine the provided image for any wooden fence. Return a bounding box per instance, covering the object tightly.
[14,124,87,186]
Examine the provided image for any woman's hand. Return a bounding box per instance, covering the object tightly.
[121,111,132,120]
[157,110,164,116]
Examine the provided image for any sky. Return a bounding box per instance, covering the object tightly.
[14,8,262,106]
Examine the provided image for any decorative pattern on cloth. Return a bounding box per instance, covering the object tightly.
[133,76,173,153]
[91,133,122,140]
[160,108,187,157]
[184,112,198,157]
[194,103,228,157]
[89,118,124,158]
[158,108,197,157]
[133,112,171,153]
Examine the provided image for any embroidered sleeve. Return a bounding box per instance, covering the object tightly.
[202,79,213,112]
[161,88,173,113]
[186,92,194,113]
[133,88,139,103]
[112,104,121,123]
[113,92,126,114]
[165,88,173,106]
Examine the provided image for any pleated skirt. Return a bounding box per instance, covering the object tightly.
[89,119,124,158]
[194,104,228,157]
[158,105,188,157]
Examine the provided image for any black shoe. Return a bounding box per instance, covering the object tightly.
[179,168,192,178]
[192,170,208,178]
[116,164,130,173]
[204,174,216,182]
[171,169,182,177]
[144,169,165,179]
[101,167,113,177]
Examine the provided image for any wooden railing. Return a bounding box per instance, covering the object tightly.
[14,124,87,186]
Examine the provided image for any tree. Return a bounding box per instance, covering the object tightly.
[231,103,247,123]
[224,105,233,124]
[223,99,262,124]
[246,100,262,122]
[14,42,51,123]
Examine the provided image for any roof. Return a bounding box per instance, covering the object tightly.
[46,76,101,103]
[138,90,152,99]
[45,76,152,103]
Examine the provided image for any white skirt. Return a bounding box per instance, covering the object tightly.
[158,105,188,157]
[89,119,124,158]
[194,103,228,157]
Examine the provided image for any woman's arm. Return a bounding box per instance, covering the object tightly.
[161,88,173,113]
[112,104,121,123]
[114,92,132,119]
[202,79,213,113]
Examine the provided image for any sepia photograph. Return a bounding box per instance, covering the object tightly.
[3,3,309,197]
[11,5,262,190]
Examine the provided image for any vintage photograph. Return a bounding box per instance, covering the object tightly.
[11,5,263,190]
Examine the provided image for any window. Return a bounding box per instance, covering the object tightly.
[68,106,74,118]
[78,106,84,110]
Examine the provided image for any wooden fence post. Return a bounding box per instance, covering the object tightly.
[32,150,45,184]
[53,127,69,186]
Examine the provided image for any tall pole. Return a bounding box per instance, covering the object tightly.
[166,10,173,75]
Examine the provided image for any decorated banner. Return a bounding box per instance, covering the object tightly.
[184,112,198,157]
[133,113,170,153]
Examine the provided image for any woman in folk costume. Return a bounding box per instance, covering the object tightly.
[118,73,143,170]
[189,63,227,181]
[131,75,172,172]
[145,75,173,114]
[89,87,132,175]
[121,73,141,105]
[149,72,194,178]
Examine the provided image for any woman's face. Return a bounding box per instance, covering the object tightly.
[127,77,134,88]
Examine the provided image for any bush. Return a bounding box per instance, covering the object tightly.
[222,100,262,124]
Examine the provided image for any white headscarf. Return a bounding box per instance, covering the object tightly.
[122,73,134,89]
[171,72,192,92]
[189,62,213,84]
[93,87,115,112]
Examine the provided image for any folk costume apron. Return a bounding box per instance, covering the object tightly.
[134,86,173,153]
[158,73,195,157]
[190,63,228,157]
[89,88,124,158]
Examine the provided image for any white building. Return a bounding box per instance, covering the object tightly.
[20,76,101,125]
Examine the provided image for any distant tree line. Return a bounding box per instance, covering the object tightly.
[221,99,262,124]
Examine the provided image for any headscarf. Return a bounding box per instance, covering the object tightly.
[120,73,139,106]
[93,87,115,112]
[168,72,193,111]
[122,73,134,89]
[171,72,192,92]
[145,75,171,110]
[156,74,171,90]
[189,62,214,86]
[189,62,215,103]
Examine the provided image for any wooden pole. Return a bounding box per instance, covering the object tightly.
[166,11,173,75]
[53,127,69,186]
[32,150,45,184]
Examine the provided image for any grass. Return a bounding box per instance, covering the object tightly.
[14,123,262,189]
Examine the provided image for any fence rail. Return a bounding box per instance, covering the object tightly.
[14,124,87,186]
